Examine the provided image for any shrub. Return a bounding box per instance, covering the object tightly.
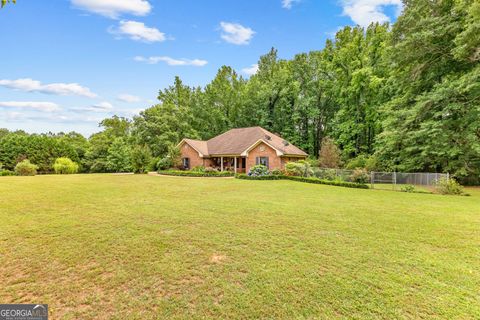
[157,157,172,170]
[271,168,284,176]
[235,174,369,189]
[53,157,79,174]
[191,166,206,173]
[350,168,370,183]
[314,168,337,180]
[158,170,234,177]
[248,165,270,177]
[167,145,181,169]
[318,138,342,168]
[400,184,415,193]
[204,167,219,173]
[0,169,15,176]
[15,159,38,176]
[285,160,313,177]
[435,178,465,195]
[131,145,152,174]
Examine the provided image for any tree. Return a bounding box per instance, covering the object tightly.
[318,138,342,168]
[1,0,16,8]
[106,138,132,172]
[376,0,480,182]
[131,145,152,174]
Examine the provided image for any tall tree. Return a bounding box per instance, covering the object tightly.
[377,0,480,181]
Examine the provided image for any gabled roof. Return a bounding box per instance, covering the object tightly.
[181,126,308,157]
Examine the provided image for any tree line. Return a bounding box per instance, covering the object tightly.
[1,0,479,182]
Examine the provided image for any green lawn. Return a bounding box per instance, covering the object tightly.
[1,174,479,319]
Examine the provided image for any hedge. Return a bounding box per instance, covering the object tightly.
[235,174,369,189]
[158,170,234,177]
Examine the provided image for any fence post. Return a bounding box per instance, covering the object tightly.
[393,171,397,190]
[447,172,450,182]
[370,171,374,189]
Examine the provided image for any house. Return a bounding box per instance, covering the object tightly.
[178,126,308,173]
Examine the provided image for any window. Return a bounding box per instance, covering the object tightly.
[182,157,190,170]
[256,156,269,168]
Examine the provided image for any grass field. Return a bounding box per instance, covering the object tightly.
[1,174,479,319]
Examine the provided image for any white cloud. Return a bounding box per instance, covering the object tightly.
[134,56,208,66]
[117,94,141,103]
[242,64,259,76]
[282,0,301,9]
[74,101,114,113]
[219,22,255,45]
[109,20,166,42]
[0,78,97,98]
[71,0,152,19]
[341,0,403,27]
[0,101,60,112]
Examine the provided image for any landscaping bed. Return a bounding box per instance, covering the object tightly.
[158,170,234,177]
[235,173,369,189]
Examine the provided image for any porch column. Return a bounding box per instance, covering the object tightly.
[220,156,224,172]
[234,157,237,174]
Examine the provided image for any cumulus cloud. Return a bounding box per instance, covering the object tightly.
[0,101,60,112]
[0,78,97,98]
[109,20,166,42]
[341,0,403,27]
[117,94,141,103]
[134,56,208,66]
[282,0,301,9]
[242,64,259,76]
[71,0,152,19]
[219,22,255,45]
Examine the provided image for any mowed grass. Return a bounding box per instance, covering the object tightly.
[0,175,479,319]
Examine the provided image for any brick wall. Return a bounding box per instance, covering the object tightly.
[246,142,282,171]
[179,142,204,169]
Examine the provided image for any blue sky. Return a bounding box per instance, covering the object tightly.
[0,0,402,136]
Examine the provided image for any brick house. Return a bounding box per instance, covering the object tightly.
[178,126,308,173]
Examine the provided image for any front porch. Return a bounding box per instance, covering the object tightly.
[210,156,246,173]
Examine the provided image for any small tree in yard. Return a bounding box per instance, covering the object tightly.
[319,138,341,168]
[15,159,38,176]
[131,145,152,174]
[106,138,132,172]
[167,145,181,169]
[53,157,79,174]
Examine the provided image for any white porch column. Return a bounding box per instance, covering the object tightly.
[220,156,224,172]
[234,157,237,174]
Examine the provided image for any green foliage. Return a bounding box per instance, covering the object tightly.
[318,138,342,168]
[158,170,234,177]
[0,132,78,173]
[235,174,369,189]
[167,145,181,169]
[247,165,270,177]
[53,157,79,174]
[1,0,15,8]
[191,166,206,173]
[15,159,38,176]
[271,168,284,176]
[106,138,132,173]
[157,157,172,171]
[377,0,480,182]
[285,160,313,177]
[400,185,415,193]
[435,178,465,196]
[131,145,152,174]
[349,168,370,184]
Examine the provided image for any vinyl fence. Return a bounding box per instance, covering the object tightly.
[312,168,449,190]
